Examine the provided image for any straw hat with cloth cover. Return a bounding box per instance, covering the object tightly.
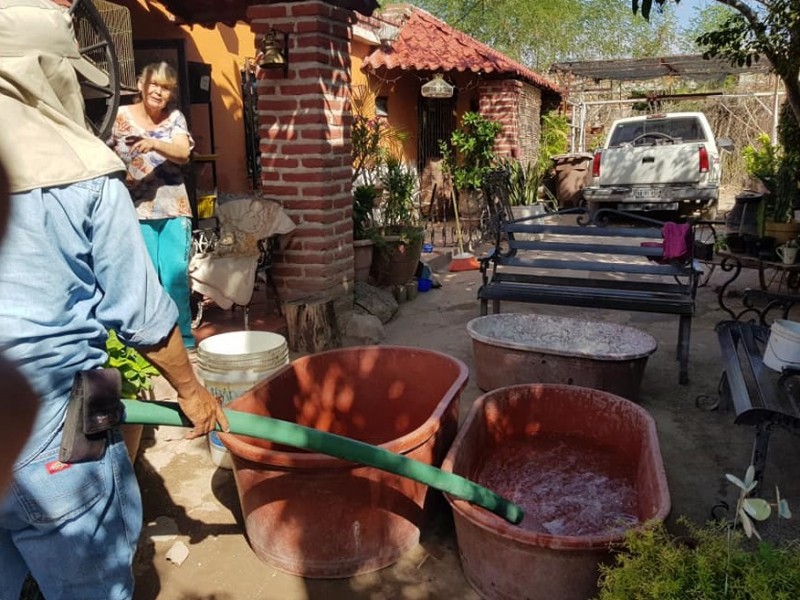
[0,0,124,193]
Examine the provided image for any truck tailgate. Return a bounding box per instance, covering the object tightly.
[600,145,701,186]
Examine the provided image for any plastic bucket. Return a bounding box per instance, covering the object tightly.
[197,331,289,406]
[208,431,233,469]
[763,319,800,372]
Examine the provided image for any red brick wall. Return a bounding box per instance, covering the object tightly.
[478,79,543,166]
[248,1,355,304]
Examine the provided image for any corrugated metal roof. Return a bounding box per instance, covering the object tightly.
[550,54,771,82]
[362,5,560,95]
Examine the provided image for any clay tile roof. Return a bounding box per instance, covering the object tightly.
[362,5,560,95]
[153,0,379,26]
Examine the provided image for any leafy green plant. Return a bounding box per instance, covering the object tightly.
[537,111,570,180]
[741,132,799,224]
[351,84,406,185]
[440,112,502,192]
[378,156,419,231]
[496,156,541,206]
[742,133,781,194]
[105,330,159,399]
[595,466,795,600]
[352,183,377,240]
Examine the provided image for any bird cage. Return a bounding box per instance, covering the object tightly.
[73,0,136,91]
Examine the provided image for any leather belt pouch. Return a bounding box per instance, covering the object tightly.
[59,368,124,463]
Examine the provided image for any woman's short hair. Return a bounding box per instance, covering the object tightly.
[138,62,179,94]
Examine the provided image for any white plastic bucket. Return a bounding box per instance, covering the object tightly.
[197,331,289,406]
[208,431,233,469]
[763,319,800,372]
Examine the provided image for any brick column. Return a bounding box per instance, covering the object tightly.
[479,79,524,161]
[248,1,354,306]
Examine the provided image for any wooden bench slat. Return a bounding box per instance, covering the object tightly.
[714,319,800,494]
[507,240,665,258]
[480,283,693,314]
[491,272,692,295]
[480,207,696,384]
[505,223,664,239]
[496,256,695,277]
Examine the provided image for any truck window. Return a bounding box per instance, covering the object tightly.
[608,117,706,147]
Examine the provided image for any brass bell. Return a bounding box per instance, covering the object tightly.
[258,30,287,70]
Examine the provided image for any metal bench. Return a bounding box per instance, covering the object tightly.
[711,291,800,495]
[478,206,699,383]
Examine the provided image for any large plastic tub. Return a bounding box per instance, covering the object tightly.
[442,384,670,600]
[468,314,657,400]
[219,346,469,578]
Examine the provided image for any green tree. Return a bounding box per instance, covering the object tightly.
[680,2,737,53]
[390,0,681,71]
[635,0,800,127]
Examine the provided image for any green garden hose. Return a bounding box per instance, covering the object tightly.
[122,399,523,524]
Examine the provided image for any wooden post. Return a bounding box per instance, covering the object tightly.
[284,300,341,353]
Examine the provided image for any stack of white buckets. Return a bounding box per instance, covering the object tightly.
[196,331,289,469]
[764,319,800,372]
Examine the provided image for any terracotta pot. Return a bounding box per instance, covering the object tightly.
[371,231,423,287]
[442,384,671,600]
[219,346,469,578]
[467,314,657,401]
[353,238,374,283]
[763,220,800,245]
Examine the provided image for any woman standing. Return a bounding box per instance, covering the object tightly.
[109,62,196,349]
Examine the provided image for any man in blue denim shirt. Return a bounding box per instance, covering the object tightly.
[0,1,229,598]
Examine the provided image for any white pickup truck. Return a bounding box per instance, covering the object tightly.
[582,112,732,217]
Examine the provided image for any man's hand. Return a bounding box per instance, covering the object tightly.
[137,327,229,436]
[177,380,229,439]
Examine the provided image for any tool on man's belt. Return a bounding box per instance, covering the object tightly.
[59,368,124,463]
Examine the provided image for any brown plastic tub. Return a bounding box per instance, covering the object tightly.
[219,346,468,578]
[467,314,657,400]
[442,384,670,600]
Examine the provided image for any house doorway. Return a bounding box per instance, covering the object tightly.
[418,96,456,221]
[417,96,455,172]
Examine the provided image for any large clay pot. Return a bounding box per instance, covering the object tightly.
[442,384,670,600]
[371,230,423,287]
[219,346,469,578]
[764,220,800,245]
[353,238,374,283]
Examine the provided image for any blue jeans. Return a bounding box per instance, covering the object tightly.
[140,217,195,348]
[0,431,141,600]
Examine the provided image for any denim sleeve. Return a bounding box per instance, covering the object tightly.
[91,176,178,347]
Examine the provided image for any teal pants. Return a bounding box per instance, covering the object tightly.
[140,217,195,348]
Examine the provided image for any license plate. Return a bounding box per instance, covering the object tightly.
[634,188,662,199]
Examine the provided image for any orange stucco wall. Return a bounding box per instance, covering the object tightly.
[122,1,256,193]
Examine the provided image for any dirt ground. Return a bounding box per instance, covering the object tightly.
[131,197,800,600]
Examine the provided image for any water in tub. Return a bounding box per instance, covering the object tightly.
[476,433,639,536]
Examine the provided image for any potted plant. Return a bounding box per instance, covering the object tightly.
[596,466,796,599]
[493,156,550,222]
[440,111,502,220]
[351,83,406,187]
[350,84,407,284]
[743,118,800,243]
[352,183,377,283]
[371,157,424,287]
[105,330,160,462]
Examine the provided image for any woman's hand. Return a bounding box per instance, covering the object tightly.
[127,133,191,165]
[129,136,160,154]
